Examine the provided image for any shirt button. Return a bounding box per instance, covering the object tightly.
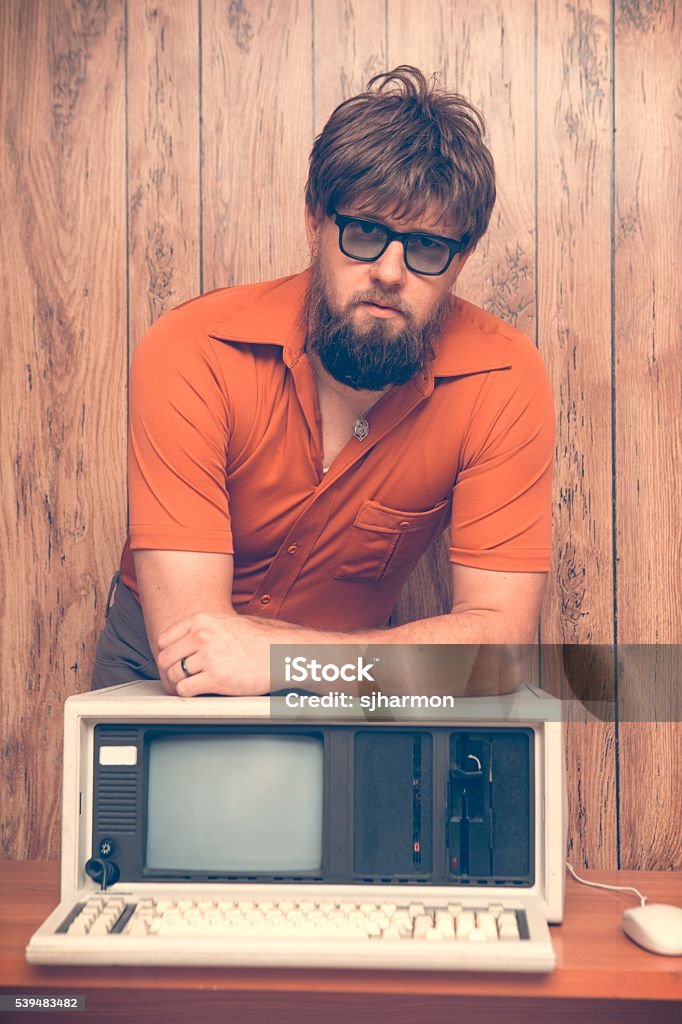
[287,544,298,555]
[260,594,271,605]
[399,521,411,530]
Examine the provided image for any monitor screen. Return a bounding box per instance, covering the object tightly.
[145,733,324,872]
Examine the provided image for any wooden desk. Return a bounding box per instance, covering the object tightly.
[1,861,680,1023]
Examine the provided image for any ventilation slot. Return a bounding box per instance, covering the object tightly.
[96,767,138,833]
[98,725,140,743]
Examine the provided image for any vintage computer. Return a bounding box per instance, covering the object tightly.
[26,680,566,971]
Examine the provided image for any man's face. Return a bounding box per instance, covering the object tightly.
[304,201,471,390]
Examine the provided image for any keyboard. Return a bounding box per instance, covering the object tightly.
[29,892,556,971]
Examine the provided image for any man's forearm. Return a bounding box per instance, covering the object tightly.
[158,595,539,697]
[246,607,533,645]
[250,610,535,697]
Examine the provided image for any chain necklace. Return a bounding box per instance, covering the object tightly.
[346,391,388,442]
[352,409,371,441]
[314,361,388,443]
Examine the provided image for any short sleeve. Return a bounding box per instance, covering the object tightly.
[128,309,234,554]
[449,337,554,572]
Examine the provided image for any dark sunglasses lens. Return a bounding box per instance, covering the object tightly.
[340,219,387,259]
[406,236,450,274]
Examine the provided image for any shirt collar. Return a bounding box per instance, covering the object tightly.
[208,270,513,379]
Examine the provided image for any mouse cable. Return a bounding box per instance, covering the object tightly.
[566,862,647,906]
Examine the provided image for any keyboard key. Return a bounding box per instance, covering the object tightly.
[476,912,498,940]
[125,918,150,936]
[391,911,412,928]
[89,916,115,935]
[413,914,433,939]
[104,896,125,910]
[435,913,455,940]
[66,919,91,935]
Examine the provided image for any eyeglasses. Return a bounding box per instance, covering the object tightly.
[332,210,467,276]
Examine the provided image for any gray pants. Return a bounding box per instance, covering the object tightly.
[91,572,158,689]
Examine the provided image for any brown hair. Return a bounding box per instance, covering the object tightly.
[305,66,496,251]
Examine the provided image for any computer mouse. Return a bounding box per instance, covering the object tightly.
[622,903,682,956]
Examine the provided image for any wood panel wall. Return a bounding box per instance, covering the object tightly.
[1,0,679,869]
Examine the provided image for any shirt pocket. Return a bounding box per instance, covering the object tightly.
[334,498,450,583]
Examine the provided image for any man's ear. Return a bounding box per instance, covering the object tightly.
[304,205,323,252]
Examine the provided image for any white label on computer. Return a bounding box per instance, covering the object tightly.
[99,745,138,766]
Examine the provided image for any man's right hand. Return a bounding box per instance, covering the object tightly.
[133,549,236,694]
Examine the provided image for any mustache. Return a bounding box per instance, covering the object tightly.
[350,291,411,319]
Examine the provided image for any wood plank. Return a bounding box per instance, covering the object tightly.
[537,0,614,645]
[312,0,386,137]
[127,0,201,348]
[201,0,313,289]
[614,0,682,870]
[0,0,126,858]
[535,0,616,868]
[388,0,536,335]
[386,3,535,644]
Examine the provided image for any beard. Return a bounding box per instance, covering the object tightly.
[303,252,454,391]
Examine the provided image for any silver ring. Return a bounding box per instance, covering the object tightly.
[180,656,192,678]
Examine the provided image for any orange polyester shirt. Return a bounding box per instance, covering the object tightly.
[120,270,554,629]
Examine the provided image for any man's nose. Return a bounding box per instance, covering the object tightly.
[368,240,407,288]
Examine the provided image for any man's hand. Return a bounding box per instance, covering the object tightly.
[156,610,281,697]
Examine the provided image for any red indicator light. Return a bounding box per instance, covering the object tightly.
[413,841,420,853]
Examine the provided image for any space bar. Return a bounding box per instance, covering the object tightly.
[151,922,371,939]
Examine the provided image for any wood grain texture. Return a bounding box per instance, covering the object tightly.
[614,0,682,870]
[201,0,313,289]
[312,0,386,138]
[389,0,538,638]
[127,0,201,348]
[389,0,537,335]
[536,0,617,868]
[1,0,679,869]
[0,0,126,858]
[537,0,614,647]
[4,862,682,1016]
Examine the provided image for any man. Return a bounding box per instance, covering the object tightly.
[93,66,554,698]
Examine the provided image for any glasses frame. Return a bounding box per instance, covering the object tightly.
[332,210,467,276]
